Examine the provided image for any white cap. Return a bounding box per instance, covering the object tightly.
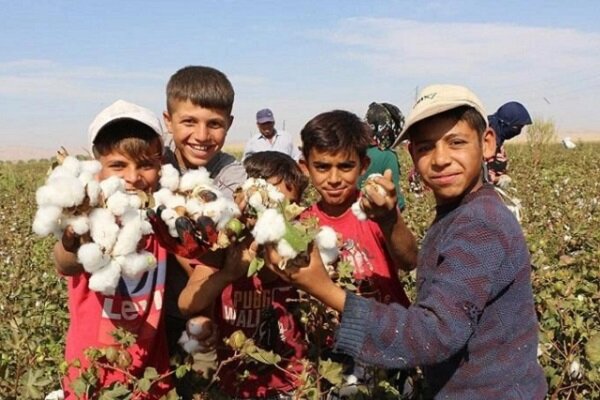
[88,100,162,151]
[393,84,487,147]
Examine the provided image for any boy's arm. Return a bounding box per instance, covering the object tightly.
[362,170,417,271]
[178,237,257,316]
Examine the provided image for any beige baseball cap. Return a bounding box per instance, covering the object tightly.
[88,100,163,151]
[392,84,487,147]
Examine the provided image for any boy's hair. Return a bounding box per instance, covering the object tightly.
[92,119,163,163]
[243,151,308,197]
[300,110,371,161]
[410,106,487,140]
[166,65,234,115]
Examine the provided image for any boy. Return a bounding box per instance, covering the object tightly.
[359,101,407,211]
[158,66,248,375]
[268,85,548,399]
[178,151,309,399]
[299,110,417,306]
[54,100,172,398]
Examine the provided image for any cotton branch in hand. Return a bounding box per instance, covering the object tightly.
[238,178,340,275]
[32,153,157,295]
[152,164,242,248]
[351,173,386,221]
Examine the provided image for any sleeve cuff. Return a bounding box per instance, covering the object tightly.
[333,292,372,358]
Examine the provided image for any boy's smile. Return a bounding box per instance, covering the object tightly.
[97,151,161,193]
[302,148,367,216]
[164,99,233,168]
[410,117,495,205]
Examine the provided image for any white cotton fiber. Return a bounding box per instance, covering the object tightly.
[267,186,285,203]
[152,188,174,207]
[106,191,133,216]
[47,165,73,180]
[117,251,156,279]
[60,156,81,176]
[86,180,101,206]
[159,164,180,191]
[127,193,142,210]
[248,191,266,213]
[100,176,125,198]
[66,215,90,235]
[178,331,201,354]
[79,160,102,176]
[276,238,298,260]
[179,169,211,192]
[36,176,85,208]
[351,200,367,221]
[32,206,63,236]
[252,208,286,244]
[88,260,121,295]
[89,208,119,251]
[201,197,240,230]
[160,207,179,237]
[77,242,110,273]
[316,226,338,249]
[112,218,143,256]
[165,193,186,209]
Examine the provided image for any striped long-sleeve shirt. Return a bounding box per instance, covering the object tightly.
[334,185,547,399]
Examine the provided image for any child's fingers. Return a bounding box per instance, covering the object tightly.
[61,226,80,253]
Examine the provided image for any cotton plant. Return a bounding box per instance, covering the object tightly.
[32,153,156,295]
[151,164,244,249]
[351,173,387,221]
[236,178,340,276]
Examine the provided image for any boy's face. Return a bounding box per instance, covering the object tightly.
[409,117,495,205]
[164,100,233,168]
[97,151,161,193]
[301,148,368,214]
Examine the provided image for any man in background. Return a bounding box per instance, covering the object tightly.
[243,108,301,161]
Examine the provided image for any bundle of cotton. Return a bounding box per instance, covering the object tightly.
[32,155,156,295]
[237,178,340,276]
[151,164,243,249]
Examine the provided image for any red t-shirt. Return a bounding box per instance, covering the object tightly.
[215,275,307,398]
[303,202,410,307]
[63,236,171,399]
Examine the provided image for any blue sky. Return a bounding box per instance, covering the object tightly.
[1,0,599,152]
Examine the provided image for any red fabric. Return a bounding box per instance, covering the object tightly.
[63,236,171,399]
[215,275,307,398]
[303,203,410,307]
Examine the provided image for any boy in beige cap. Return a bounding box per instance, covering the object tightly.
[264,84,548,399]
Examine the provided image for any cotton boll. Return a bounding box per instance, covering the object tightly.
[86,180,101,206]
[48,165,73,180]
[112,218,143,256]
[36,176,85,208]
[179,168,211,192]
[117,251,157,279]
[79,160,102,176]
[140,218,153,235]
[320,247,340,266]
[178,331,201,354]
[202,198,240,230]
[60,156,81,176]
[316,226,338,249]
[252,209,286,244]
[77,171,94,186]
[88,261,121,295]
[165,193,186,209]
[106,191,133,216]
[66,215,90,235]
[32,206,63,236]
[159,164,180,191]
[89,208,119,251]
[241,177,257,191]
[77,242,110,273]
[266,186,285,204]
[248,191,266,213]
[186,198,205,220]
[276,238,298,260]
[351,200,367,221]
[160,208,179,237]
[152,188,175,207]
[100,176,125,198]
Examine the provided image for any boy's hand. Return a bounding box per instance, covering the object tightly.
[187,315,219,353]
[222,236,258,282]
[264,244,346,312]
[146,207,214,259]
[360,169,398,221]
[61,226,90,254]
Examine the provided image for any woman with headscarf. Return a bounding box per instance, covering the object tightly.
[359,102,407,210]
[486,101,532,186]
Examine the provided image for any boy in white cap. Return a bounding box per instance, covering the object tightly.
[263,85,548,399]
[54,100,174,398]
[242,108,301,161]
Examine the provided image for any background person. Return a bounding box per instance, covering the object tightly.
[242,108,301,161]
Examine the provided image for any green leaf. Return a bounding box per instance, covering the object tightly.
[175,364,190,379]
[246,347,282,365]
[282,220,313,253]
[318,358,344,386]
[137,378,152,393]
[143,366,159,380]
[247,257,265,277]
[71,377,89,396]
[586,333,600,366]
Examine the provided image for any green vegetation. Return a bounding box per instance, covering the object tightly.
[1,143,599,399]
